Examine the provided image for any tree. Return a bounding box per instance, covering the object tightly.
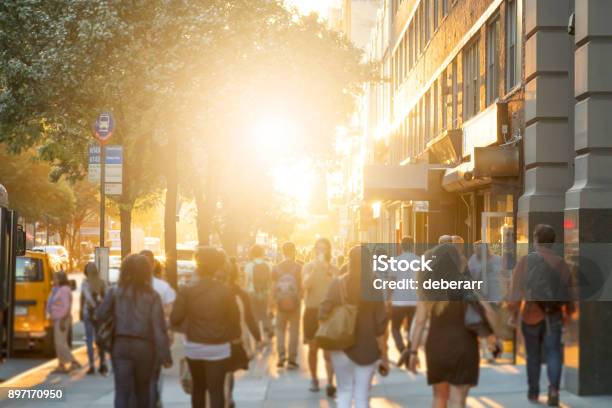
[1,0,374,281]
[0,146,74,240]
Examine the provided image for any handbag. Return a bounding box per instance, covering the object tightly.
[227,341,250,372]
[96,289,116,352]
[179,358,193,394]
[464,301,493,337]
[315,278,358,351]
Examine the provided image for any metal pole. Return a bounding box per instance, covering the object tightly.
[99,144,106,247]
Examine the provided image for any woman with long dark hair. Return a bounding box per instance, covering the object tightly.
[407,243,499,408]
[319,246,389,408]
[97,254,172,408]
[80,262,107,375]
[170,246,240,408]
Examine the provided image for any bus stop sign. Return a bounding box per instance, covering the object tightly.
[94,112,115,144]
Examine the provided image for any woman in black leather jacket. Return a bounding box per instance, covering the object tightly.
[171,246,240,408]
[97,254,172,408]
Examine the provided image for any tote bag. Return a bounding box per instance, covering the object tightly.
[315,278,358,351]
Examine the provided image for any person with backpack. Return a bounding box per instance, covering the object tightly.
[509,224,574,407]
[272,242,302,369]
[80,262,108,375]
[303,238,338,396]
[244,245,273,340]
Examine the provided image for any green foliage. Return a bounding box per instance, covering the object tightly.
[0,0,372,248]
[0,147,74,221]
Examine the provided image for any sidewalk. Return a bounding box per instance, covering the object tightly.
[1,339,611,407]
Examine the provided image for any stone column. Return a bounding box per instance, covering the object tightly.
[564,0,612,396]
[518,0,574,249]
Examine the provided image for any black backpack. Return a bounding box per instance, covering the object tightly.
[252,262,271,295]
[525,252,568,312]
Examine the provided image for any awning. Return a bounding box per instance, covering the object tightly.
[363,164,445,201]
[426,129,463,165]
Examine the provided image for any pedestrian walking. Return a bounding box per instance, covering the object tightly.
[80,262,108,375]
[48,271,81,373]
[272,242,302,369]
[320,246,389,408]
[390,237,419,362]
[170,246,241,408]
[408,243,499,408]
[243,245,273,340]
[223,256,262,408]
[97,254,172,408]
[140,250,176,408]
[302,238,337,396]
[509,224,574,406]
[468,241,504,362]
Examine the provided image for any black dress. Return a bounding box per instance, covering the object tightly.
[425,301,479,386]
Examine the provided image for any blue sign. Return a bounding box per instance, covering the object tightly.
[88,145,123,164]
[94,112,114,142]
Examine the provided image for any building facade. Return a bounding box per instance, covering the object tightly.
[352,0,612,395]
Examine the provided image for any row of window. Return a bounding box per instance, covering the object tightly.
[392,0,453,90]
[389,0,521,164]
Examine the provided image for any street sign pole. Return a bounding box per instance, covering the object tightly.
[93,112,114,249]
[99,144,106,247]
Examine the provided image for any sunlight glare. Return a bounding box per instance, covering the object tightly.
[270,159,315,216]
[252,116,294,154]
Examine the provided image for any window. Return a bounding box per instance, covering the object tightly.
[403,36,408,78]
[452,60,458,127]
[441,72,448,130]
[419,3,427,52]
[16,257,43,282]
[399,40,404,84]
[416,6,422,54]
[506,0,521,91]
[486,15,500,105]
[463,39,480,120]
[425,90,431,144]
[424,0,431,44]
[409,27,414,68]
[433,79,439,136]
[433,0,439,31]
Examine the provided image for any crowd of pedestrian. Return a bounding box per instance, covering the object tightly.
[44,223,574,408]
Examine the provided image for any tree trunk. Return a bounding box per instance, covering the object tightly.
[120,206,132,258]
[164,137,178,289]
[195,153,218,246]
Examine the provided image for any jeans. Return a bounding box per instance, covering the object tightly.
[250,293,270,336]
[84,318,105,368]
[522,313,563,396]
[112,337,155,408]
[187,358,227,408]
[330,351,376,408]
[276,306,300,362]
[390,306,416,353]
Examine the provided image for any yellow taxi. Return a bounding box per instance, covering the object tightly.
[13,250,63,355]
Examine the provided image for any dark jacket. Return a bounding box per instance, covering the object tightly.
[96,286,172,365]
[170,276,240,344]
